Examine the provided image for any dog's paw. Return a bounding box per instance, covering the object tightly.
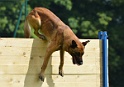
[39,75,44,82]
[39,35,46,40]
[59,70,64,77]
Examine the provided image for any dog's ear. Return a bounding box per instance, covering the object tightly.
[70,40,77,48]
[82,40,90,46]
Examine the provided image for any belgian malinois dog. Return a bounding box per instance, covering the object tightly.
[24,7,89,81]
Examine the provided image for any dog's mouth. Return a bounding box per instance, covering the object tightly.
[72,56,83,65]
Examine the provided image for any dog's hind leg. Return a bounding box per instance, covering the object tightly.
[59,49,64,77]
[34,30,46,40]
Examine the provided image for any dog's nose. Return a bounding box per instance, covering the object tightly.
[79,61,83,65]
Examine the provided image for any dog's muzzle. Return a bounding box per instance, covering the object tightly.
[72,56,83,65]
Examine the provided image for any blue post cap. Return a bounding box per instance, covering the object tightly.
[103,31,108,39]
[98,31,108,39]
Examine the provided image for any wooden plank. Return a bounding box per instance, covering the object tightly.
[0,55,100,65]
[52,64,101,75]
[0,47,32,56]
[0,56,101,75]
[0,56,30,65]
[0,75,25,84]
[0,53,101,75]
[52,50,102,57]
[0,38,48,47]
[0,47,47,56]
[0,75,102,87]
[0,56,45,65]
[52,75,101,87]
[0,62,100,75]
[0,52,101,75]
[52,51,102,58]
[52,46,101,56]
[0,38,100,47]
[52,57,101,65]
[0,46,101,56]
[0,38,102,57]
[0,56,102,76]
[0,63,52,75]
[54,82,101,87]
[0,75,52,87]
[52,75,101,82]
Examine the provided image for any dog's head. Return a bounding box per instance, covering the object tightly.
[68,40,90,65]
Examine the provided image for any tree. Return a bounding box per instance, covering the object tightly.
[0,1,25,37]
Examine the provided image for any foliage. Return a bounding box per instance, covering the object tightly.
[0,0,124,87]
[53,0,72,10]
[0,1,27,37]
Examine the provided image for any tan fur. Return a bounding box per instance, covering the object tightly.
[24,7,89,81]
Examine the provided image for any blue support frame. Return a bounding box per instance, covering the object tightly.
[13,0,28,37]
[98,31,109,87]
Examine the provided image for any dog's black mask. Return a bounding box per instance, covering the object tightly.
[71,52,83,65]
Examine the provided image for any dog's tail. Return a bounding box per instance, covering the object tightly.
[24,19,31,38]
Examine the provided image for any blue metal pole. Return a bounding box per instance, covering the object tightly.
[13,2,25,37]
[98,31,109,87]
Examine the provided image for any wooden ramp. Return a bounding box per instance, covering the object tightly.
[0,38,102,87]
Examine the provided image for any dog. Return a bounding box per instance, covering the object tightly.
[24,7,90,82]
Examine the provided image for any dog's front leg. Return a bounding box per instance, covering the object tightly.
[39,42,57,81]
[39,49,53,81]
[59,49,64,77]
